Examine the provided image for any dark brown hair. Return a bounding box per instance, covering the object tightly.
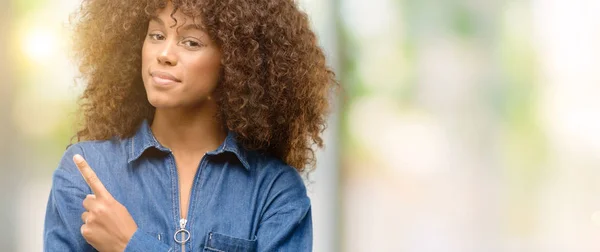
[71,0,337,171]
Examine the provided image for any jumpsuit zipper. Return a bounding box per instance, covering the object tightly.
[173,153,208,252]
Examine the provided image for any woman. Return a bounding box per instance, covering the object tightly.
[43,0,336,251]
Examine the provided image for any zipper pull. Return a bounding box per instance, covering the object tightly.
[174,218,190,245]
[180,218,187,229]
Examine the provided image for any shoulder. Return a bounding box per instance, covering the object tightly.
[248,152,309,203]
[56,138,130,175]
[70,138,128,159]
[245,152,311,230]
[52,138,131,193]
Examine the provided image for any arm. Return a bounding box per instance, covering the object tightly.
[256,167,313,252]
[44,145,95,251]
[44,145,171,252]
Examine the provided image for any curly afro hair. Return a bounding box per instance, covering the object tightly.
[70,0,337,172]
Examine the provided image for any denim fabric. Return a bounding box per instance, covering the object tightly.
[43,120,312,252]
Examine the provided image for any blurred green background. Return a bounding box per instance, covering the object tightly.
[3,0,600,251]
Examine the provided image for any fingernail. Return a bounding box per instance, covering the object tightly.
[73,154,84,163]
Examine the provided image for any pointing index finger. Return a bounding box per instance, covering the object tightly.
[73,154,108,197]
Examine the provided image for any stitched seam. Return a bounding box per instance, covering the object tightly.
[131,137,134,160]
[169,154,178,245]
[187,155,207,246]
[204,247,225,252]
[128,137,135,164]
[222,136,228,151]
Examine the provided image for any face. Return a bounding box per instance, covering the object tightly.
[141,1,221,109]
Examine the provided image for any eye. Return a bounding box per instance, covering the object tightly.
[148,33,165,40]
[180,39,203,49]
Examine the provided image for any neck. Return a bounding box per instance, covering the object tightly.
[150,102,226,155]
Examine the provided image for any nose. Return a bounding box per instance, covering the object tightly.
[157,40,177,66]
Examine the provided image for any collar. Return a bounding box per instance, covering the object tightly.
[127,120,250,170]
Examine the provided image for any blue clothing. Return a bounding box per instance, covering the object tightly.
[43,120,312,252]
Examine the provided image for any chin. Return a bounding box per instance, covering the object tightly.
[145,89,213,110]
[146,93,177,109]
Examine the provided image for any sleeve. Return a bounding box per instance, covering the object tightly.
[256,167,313,252]
[124,229,171,252]
[43,144,171,252]
[44,144,95,251]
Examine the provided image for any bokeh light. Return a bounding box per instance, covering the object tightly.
[21,27,58,63]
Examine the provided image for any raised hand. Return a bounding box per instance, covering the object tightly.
[74,154,138,252]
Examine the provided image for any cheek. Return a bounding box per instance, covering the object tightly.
[140,42,157,86]
[141,42,152,68]
[182,55,222,86]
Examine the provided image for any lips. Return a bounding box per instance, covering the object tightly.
[150,70,181,85]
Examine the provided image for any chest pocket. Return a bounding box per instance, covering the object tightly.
[203,232,257,252]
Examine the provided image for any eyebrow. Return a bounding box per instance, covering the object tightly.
[149,16,206,33]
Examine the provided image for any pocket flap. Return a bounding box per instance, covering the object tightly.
[204,231,257,252]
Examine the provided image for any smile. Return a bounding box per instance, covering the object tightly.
[149,70,181,86]
[151,75,180,85]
